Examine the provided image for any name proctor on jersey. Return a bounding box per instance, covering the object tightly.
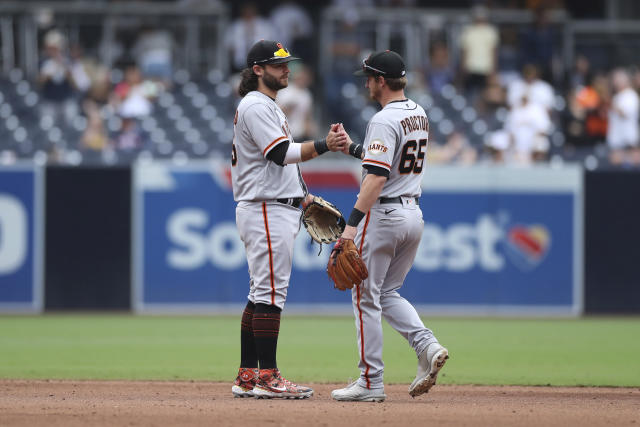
[400,115,429,135]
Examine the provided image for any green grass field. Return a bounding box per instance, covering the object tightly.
[1,315,639,387]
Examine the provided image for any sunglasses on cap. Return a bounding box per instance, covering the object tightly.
[362,58,387,76]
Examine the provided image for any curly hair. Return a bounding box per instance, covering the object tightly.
[238,68,259,97]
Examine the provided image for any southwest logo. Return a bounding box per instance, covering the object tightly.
[504,224,551,270]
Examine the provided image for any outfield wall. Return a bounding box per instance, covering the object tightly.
[1,163,639,315]
[133,161,583,316]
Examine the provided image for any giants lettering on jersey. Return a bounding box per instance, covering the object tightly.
[368,140,388,154]
[401,115,428,135]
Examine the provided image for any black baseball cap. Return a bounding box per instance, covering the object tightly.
[246,40,300,68]
[354,50,406,78]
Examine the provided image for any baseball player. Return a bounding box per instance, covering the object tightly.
[331,51,448,402]
[230,40,347,399]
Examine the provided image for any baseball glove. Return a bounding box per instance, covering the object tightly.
[326,238,368,290]
[302,196,346,244]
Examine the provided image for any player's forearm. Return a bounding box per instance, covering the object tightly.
[279,140,324,164]
[354,174,387,213]
[342,174,386,240]
[300,140,321,162]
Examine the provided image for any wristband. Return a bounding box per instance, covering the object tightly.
[349,143,363,159]
[314,139,328,155]
[347,208,366,227]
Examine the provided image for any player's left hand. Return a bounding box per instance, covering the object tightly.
[335,123,354,155]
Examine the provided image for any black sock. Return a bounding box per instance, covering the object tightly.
[253,303,281,370]
[240,301,257,368]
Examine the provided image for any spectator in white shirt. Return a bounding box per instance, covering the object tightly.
[131,27,175,85]
[505,92,551,164]
[507,64,554,111]
[270,1,313,55]
[607,68,640,165]
[225,3,276,73]
[276,65,317,142]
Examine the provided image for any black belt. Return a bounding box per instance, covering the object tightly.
[379,196,419,204]
[276,197,303,208]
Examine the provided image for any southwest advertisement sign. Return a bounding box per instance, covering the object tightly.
[0,165,43,312]
[133,161,582,316]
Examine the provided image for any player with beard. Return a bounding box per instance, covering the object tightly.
[230,40,347,399]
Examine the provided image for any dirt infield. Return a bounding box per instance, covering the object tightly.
[0,380,638,427]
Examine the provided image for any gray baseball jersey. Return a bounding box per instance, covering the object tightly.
[351,97,440,390]
[231,90,307,309]
[361,99,428,198]
[231,90,306,202]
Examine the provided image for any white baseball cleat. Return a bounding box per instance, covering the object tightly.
[408,343,449,397]
[331,381,386,402]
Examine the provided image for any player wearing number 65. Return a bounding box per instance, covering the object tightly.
[329,51,449,402]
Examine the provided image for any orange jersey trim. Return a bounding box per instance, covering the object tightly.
[356,284,371,389]
[262,202,275,304]
[359,211,371,255]
[362,159,391,170]
[262,136,287,156]
[356,211,371,388]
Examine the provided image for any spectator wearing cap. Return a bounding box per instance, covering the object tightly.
[607,68,640,165]
[460,5,499,99]
[38,30,79,126]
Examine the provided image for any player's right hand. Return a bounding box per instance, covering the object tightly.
[326,123,347,152]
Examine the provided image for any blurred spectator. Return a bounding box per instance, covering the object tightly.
[38,30,78,126]
[507,64,554,111]
[276,65,317,141]
[568,55,591,90]
[519,7,555,82]
[69,44,91,96]
[131,26,175,85]
[111,65,158,119]
[270,1,313,60]
[505,92,551,164]
[632,68,640,93]
[482,73,507,111]
[425,41,454,95]
[81,108,109,152]
[565,72,608,146]
[225,2,276,73]
[428,131,477,165]
[484,130,510,164]
[607,68,639,165]
[112,117,148,151]
[325,11,366,132]
[496,26,520,87]
[460,5,499,98]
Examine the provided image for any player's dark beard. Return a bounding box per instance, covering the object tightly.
[263,71,287,91]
